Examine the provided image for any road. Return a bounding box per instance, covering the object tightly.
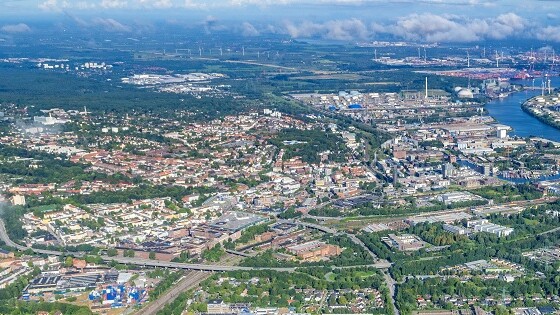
[537,225,560,236]
[0,218,391,271]
[284,219,379,260]
[308,197,558,224]
[0,217,393,312]
[382,271,400,315]
[133,255,243,315]
[132,270,208,315]
[225,249,254,257]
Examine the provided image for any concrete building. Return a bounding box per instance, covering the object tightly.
[382,234,427,251]
[286,241,342,261]
[10,194,26,206]
[207,300,232,314]
[467,219,513,237]
[442,224,469,235]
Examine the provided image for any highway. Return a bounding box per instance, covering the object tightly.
[132,255,243,315]
[0,218,391,271]
[225,249,255,257]
[283,219,379,260]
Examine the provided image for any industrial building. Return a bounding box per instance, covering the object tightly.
[382,234,427,251]
[286,241,342,261]
[467,219,514,237]
[443,224,470,235]
[208,211,267,233]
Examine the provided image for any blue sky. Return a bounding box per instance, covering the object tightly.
[1,0,560,43]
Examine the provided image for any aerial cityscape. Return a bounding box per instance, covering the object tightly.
[1,1,560,315]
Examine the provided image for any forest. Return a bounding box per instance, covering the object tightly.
[269,128,349,164]
[471,184,543,203]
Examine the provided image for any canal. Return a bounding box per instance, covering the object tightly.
[485,77,560,142]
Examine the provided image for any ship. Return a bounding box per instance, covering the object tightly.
[511,71,534,80]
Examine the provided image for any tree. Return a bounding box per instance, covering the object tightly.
[64,256,74,267]
[107,248,118,257]
[149,252,156,260]
[338,295,348,305]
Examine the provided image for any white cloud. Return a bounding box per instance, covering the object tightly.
[376,12,527,42]
[138,0,174,8]
[100,0,128,9]
[75,1,98,9]
[536,26,560,42]
[229,0,296,5]
[276,12,528,42]
[240,22,259,36]
[38,0,61,11]
[91,17,131,32]
[1,23,32,33]
[282,18,369,40]
[183,0,208,9]
[32,0,507,11]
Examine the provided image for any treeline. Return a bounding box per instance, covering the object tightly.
[354,199,488,217]
[0,67,247,122]
[148,270,184,302]
[299,266,385,290]
[0,301,94,315]
[269,128,348,164]
[1,205,28,241]
[407,222,468,246]
[396,276,555,315]
[390,230,560,280]
[471,184,543,203]
[29,184,215,206]
[277,208,302,219]
[0,144,119,184]
[488,204,560,235]
[234,223,271,245]
[157,290,199,315]
[195,268,390,313]
[241,234,372,268]
[309,207,344,217]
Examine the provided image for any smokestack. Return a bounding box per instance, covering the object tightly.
[425,77,428,99]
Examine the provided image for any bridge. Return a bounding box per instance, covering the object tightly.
[0,219,390,272]
[225,249,255,258]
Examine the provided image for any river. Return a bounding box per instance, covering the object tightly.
[485,77,560,142]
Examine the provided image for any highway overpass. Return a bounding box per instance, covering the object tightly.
[0,219,391,272]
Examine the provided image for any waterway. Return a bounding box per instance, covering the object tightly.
[485,77,560,142]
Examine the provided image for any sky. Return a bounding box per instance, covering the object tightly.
[1,0,560,43]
